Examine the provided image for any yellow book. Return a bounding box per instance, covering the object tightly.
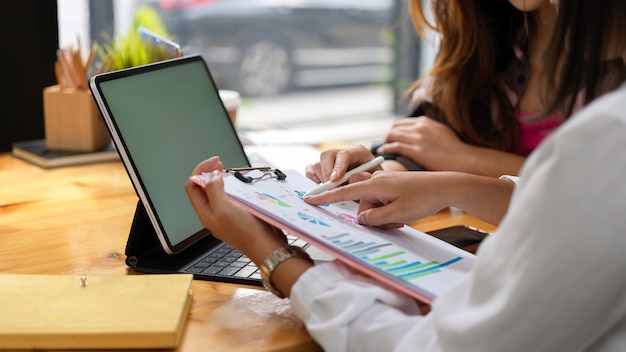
[0,273,193,350]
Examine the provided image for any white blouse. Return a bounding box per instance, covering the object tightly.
[290,83,626,352]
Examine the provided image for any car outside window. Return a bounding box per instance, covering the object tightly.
[58,0,415,144]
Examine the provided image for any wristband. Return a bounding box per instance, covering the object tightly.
[260,246,314,298]
[370,145,425,171]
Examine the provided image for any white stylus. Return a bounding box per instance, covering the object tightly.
[304,156,385,196]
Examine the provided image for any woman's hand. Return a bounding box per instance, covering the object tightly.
[376,116,470,171]
[304,171,454,228]
[185,157,288,264]
[305,144,381,184]
[376,116,526,176]
[304,170,514,227]
[186,156,316,298]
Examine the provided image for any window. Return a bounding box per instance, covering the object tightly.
[58,0,429,145]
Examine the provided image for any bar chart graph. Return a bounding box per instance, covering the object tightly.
[322,233,463,282]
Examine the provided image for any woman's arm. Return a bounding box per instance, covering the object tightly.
[185,157,315,298]
[304,171,515,227]
[375,116,526,177]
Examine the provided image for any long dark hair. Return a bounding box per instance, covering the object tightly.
[543,0,626,115]
[407,0,525,151]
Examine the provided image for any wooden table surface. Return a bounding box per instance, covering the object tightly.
[0,152,496,351]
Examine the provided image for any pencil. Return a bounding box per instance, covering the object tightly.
[54,61,65,89]
[72,48,88,89]
[59,50,78,88]
[84,46,95,72]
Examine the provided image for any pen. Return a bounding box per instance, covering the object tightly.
[304,156,385,196]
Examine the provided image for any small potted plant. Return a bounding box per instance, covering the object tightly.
[93,6,179,74]
[43,6,177,152]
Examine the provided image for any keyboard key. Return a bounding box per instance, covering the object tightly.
[201,267,222,275]
[218,266,242,277]
[234,266,258,278]
[229,261,247,268]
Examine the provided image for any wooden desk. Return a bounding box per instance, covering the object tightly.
[0,153,496,351]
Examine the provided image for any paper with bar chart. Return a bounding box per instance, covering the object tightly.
[218,169,476,304]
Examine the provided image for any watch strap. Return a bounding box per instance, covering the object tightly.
[260,246,314,298]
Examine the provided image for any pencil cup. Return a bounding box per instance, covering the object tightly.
[43,85,111,152]
[218,89,242,127]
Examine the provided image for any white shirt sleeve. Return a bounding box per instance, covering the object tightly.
[289,84,626,352]
[291,261,437,352]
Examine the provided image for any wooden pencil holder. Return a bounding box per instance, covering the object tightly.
[43,85,111,152]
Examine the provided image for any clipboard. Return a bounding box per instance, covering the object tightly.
[195,169,476,304]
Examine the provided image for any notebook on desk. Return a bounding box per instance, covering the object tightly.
[89,54,325,286]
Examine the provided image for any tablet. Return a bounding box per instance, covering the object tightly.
[89,55,250,254]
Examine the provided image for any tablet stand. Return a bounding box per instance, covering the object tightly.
[124,201,163,267]
[124,200,225,275]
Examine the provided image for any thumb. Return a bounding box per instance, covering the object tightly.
[202,169,229,204]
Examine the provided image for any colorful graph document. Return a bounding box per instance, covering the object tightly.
[218,169,476,304]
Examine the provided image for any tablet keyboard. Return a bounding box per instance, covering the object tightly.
[185,234,310,281]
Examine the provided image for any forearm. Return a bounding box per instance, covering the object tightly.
[452,145,526,177]
[445,172,515,225]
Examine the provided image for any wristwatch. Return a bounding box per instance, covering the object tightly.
[260,246,314,298]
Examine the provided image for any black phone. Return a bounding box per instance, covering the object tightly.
[427,225,490,253]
